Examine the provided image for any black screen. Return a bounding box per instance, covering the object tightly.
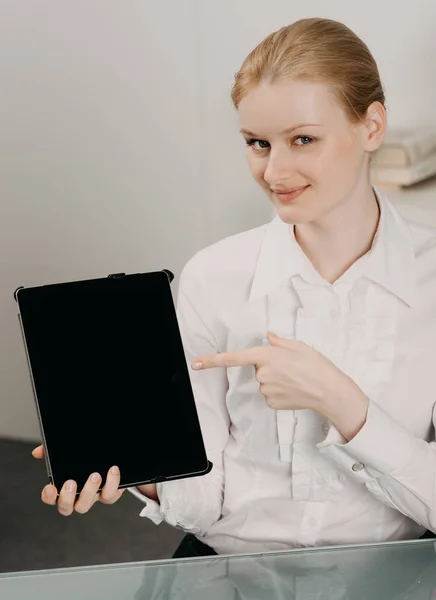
[17,271,209,492]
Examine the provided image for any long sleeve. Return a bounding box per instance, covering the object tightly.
[317,399,436,532]
[127,256,230,537]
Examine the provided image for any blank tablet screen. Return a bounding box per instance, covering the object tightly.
[17,271,210,492]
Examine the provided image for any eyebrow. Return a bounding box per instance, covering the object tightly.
[240,124,324,136]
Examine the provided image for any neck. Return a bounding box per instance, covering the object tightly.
[294,182,380,284]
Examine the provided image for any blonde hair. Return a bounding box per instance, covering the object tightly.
[231,18,386,126]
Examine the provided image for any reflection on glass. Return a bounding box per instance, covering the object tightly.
[1,541,436,600]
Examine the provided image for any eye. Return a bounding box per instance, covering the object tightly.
[245,138,270,151]
[244,136,315,151]
[294,136,314,146]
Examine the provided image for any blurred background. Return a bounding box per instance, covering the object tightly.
[1,0,436,573]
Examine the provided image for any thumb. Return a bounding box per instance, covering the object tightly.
[266,331,289,346]
[267,332,303,352]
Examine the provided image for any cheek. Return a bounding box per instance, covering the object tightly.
[335,135,362,169]
[316,137,360,179]
[246,153,268,187]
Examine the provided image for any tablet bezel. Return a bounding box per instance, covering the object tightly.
[15,270,213,493]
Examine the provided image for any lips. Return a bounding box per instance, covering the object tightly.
[273,185,310,203]
[272,185,309,194]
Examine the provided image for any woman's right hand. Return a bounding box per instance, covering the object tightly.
[32,445,126,516]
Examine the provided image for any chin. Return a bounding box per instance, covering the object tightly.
[274,204,316,225]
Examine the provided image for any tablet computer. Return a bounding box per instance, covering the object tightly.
[15,270,212,494]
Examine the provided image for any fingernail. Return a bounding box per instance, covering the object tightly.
[45,485,53,497]
[192,361,203,370]
[66,481,75,493]
[111,466,119,475]
[91,473,100,483]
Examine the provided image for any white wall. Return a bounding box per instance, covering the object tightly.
[1,0,435,440]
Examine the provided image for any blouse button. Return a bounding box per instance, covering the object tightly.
[352,462,365,472]
[321,422,330,435]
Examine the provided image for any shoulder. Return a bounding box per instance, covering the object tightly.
[379,189,436,259]
[180,222,270,287]
[405,218,436,258]
[400,217,436,292]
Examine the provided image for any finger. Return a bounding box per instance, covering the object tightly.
[32,445,44,459]
[99,466,125,504]
[57,480,77,516]
[74,472,102,514]
[192,347,264,370]
[41,484,58,506]
[266,332,303,350]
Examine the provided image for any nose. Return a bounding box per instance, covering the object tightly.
[263,147,294,188]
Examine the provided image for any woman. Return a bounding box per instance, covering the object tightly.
[33,17,436,559]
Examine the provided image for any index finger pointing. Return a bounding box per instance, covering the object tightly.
[192,347,263,370]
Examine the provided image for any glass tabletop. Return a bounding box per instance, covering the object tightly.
[1,538,436,600]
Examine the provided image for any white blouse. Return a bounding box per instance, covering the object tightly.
[128,186,436,556]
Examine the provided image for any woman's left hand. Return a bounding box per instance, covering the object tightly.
[191,331,369,440]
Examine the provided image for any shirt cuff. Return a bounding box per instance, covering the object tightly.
[317,400,416,482]
[126,486,164,525]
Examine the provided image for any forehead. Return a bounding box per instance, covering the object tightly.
[238,79,348,134]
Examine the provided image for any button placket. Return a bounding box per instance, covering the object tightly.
[266,279,348,500]
[266,282,300,468]
[360,283,400,402]
[276,410,297,463]
[298,502,326,546]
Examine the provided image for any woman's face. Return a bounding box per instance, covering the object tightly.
[238,79,384,224]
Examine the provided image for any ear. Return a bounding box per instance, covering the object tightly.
[363,101,387,153]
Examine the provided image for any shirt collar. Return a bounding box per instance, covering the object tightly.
[249,186,416,307]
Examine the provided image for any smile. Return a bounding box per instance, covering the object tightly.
[273,185,310,203]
